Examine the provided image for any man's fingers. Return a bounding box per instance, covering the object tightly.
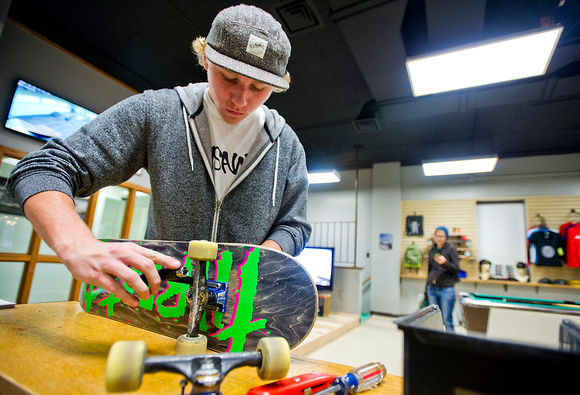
[121,244,182,296]
[99,273,141,307]
[112,264,153,301]
[126,253,162,295]
[134,246,182,295]
[147,249,182,269]
[96,242,183,300]
[126,242,181,270]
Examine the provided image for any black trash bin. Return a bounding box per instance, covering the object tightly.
[395,305,580,394]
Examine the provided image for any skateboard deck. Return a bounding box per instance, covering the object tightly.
[80,239,318,353]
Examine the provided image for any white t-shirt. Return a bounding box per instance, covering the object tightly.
[203,89,265,200]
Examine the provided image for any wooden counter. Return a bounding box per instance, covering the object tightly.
[0,302,403,394]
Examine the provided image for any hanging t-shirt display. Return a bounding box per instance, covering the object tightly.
[560,221,580,268]
[527,228,563,266]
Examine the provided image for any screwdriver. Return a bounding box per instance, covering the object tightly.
[314,362,387,395]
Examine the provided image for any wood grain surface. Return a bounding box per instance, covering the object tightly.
[0,302,403,394]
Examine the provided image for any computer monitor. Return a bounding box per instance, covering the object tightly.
[295,246,334,292]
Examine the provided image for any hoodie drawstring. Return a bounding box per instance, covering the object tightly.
[272,137,280,206]
[182,106,194,172]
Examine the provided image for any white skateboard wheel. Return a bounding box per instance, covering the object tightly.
[256,337,290,380]
[105,341,147,392]
[188,240,218,261]
[176,333,208,355]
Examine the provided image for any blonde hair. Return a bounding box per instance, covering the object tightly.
[191,36,290,93]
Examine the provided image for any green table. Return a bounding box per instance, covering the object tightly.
[460,292,580,348]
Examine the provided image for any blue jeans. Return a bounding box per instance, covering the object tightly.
[427,285,456,332]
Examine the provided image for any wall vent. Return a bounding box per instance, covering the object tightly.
[353,118,381,132]
[276,0,322,34]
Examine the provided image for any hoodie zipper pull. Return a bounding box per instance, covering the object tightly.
[211,198,223,242]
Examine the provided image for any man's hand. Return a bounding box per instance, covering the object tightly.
[23,191,180,306]
[261,239,282,252]
[59,238,181,306]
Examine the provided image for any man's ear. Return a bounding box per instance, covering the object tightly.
[203,55,209,70]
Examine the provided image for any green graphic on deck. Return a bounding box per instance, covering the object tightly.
[200,249,233,332]
[211,247,266,352]
[82,251,191,320]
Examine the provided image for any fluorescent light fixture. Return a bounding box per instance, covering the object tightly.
[308,169,341,184]
[407,25,563,97]
[423,156,498,176]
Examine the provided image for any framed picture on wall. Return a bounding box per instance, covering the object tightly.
[406,215,423,236]
[380,233,393,250]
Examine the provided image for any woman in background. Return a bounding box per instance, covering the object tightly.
[426,226,460,332]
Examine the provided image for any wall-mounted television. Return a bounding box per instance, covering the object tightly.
[4,79,98,141]
[295,246,334,293]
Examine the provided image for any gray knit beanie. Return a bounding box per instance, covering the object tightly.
[205,4,291,89]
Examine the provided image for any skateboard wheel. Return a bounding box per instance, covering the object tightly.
[188,240,218,261]
[176,333,208,355]
[105,341,146,392]
[256,337,290,380]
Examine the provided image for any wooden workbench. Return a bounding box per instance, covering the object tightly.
[0,302,403,394]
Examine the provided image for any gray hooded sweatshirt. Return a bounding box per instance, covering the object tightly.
[7,83,311,256]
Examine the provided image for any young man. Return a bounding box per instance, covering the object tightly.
[7,4,311,307]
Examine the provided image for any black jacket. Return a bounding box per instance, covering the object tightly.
[427,242,460,287]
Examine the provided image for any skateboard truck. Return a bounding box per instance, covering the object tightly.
[176,241,221,354]
[105,337,291,395]
[145,266,228,313]
[141,248,228,313]
[204,281,228,313]
[134,241,221,354]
